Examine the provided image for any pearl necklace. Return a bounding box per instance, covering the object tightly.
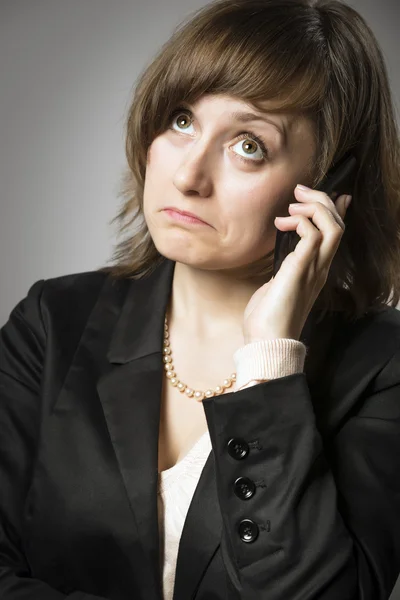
[163,314,237,401]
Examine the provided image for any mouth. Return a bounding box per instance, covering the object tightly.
[162,207,211,227]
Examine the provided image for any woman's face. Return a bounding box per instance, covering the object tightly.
[143,93,316,272]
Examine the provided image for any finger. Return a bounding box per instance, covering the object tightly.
[294,185,345,220]
[288,201,346,230]
[288,203,344,256]
[274,214,324,282]
[328,193,352,221]
[275,209,343,276]
[294,185,333,204]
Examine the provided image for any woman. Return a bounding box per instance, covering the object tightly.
[1,0,400,598]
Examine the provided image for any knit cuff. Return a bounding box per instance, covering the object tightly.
[233,338,307,392]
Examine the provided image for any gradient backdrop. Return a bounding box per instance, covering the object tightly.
[1,1,399,597]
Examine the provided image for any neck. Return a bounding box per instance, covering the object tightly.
[167,260,272,342]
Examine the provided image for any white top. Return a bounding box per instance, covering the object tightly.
[157,429,212,600]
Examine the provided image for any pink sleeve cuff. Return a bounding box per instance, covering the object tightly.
[233,338,307,392]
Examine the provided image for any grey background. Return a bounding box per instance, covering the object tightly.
[0,1,399,597]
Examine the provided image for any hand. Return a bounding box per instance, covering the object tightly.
[242,186,352,344]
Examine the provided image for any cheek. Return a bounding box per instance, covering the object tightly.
[222,175,287,250]
[224,185,278,231]
[220,195,276,253]
[146,138,171,175]
[144,139,172,206]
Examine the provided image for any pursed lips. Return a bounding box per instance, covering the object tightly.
[163,207,211,226]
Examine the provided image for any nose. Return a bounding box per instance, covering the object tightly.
[172,140,214,197]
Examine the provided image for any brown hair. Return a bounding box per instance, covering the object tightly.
[98,0,400,322]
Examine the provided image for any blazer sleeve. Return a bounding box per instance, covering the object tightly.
[202,354,400,600]
[0,280,108,600]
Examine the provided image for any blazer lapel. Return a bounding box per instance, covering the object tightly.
[96,258,176,600]
[172,450,222,599]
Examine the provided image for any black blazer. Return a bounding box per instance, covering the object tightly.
[1,257,400,600]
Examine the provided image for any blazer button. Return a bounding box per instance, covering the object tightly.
[238,519,259,543]
[233,476,256,500]
[227,438,250,460]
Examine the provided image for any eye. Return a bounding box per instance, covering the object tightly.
[169,109,195,134]
[231,133,269,163]
[168,107,269,164]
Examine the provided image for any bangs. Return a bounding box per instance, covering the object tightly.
[149,0,330,134]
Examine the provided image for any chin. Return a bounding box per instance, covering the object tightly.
[148,222,265,272]
[155,242,249,273]
[156,243,216,269]
[150,225,207,260]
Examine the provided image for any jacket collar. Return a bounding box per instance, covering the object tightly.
[107,258,176,364]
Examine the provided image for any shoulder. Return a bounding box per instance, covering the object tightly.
[3,269,112,334]
[40,269,113,323]
[40,269,132,346]
[0,269,131,390]
[332,305,400,408]
[1,269,127,362]
[346,304,400,347]
[359,305,400,396]
[344,304,400,357]
[41,268,113,304]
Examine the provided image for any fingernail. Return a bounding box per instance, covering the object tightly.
[296,184,311,191]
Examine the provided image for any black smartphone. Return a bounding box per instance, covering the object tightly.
[272,152,357,277]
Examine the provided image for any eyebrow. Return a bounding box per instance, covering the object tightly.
[229,111,287,144]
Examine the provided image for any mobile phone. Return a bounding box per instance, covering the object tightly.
[272,152,357,277]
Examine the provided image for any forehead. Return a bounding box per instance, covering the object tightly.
[194,94,313,133]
